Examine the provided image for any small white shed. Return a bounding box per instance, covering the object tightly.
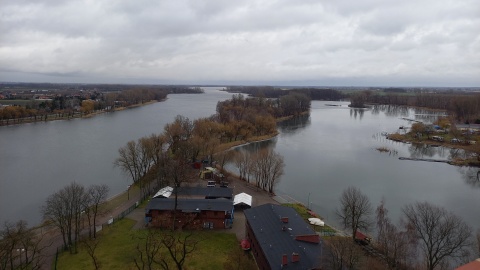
[233,192,252,208]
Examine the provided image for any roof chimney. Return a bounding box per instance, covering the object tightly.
[281,217,289,223]
[292,252,299,263]
[295,234,321,244]
[282,254,288,266]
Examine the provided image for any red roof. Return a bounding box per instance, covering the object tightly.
[295,234,320,244]
[456,259,480,270]
[355,231,368,240]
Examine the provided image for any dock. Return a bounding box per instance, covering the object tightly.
[399,157,451,164]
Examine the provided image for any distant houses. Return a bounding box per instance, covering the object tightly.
[244,204,322,270]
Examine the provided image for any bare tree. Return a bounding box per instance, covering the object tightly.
[403,201,472,270]
[0,220,46,270]
[376,198,409,269]
[115,140,142,183]
[83,184,109,239]
[163,115,194,155]
[156,146,195,230]
[336,186,372,241]
[42,182,87,253]
[114,137,157,198]
[323,236,363,270]
[161,231,199,270]
[233,150,250,182]
[132,230,199,270]
[133,230,164,270]
[214,150,234,172]
[248,148,284,193]
[82,238,101,270]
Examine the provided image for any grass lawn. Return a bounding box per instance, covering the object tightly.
[56,218,239,270]
[283,203,337,235]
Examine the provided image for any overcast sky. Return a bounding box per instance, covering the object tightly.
[1,0,479,87]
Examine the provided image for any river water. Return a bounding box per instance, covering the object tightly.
[229,102,480,231]
[1,89,479,233]
[0,87,233,226]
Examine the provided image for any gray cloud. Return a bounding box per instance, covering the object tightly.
[0,0,478,86]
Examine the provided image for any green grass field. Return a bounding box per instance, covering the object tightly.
[56,218,239,270]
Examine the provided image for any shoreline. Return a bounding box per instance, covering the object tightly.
[0,99,162,127]
[387,134,480,167]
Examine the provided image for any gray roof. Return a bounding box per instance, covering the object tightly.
[154,186,233,199]
[146,198,233,212]
[244,204,322,270]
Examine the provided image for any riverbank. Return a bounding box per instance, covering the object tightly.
[0,99,161,126]
[387,133,480,167]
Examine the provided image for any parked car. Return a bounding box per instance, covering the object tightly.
[451,138,461,143]
[207,180,216,187]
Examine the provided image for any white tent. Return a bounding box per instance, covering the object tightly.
[233,192,252,208]
[152,186,173,198]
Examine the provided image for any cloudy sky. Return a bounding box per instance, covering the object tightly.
[1,0,479,86]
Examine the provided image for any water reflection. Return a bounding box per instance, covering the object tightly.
[413,108,448,123]
[371,105,409,117]
[277,114,311,135]
[407,143,463,160]
[349,108,365,119]
[370,105,448,125]
[458,167,480,188]
[372,105,409,117]
[408,143,437,158]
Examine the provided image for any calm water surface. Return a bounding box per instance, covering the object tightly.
[230,101,480,231]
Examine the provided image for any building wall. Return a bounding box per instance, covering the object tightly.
[149,209,228,229]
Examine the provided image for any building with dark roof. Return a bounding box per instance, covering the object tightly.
[153,186,233,200]
[244,204,322,270]
[146,186,234,229]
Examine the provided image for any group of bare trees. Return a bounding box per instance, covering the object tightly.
[329,186,476,269]
[0,221,46,270]
[232,148,285,193]
[216,93,310,141]
[42,182,109,254]
[132,229,199,270]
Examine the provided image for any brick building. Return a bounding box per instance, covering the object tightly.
[145,186,234,229]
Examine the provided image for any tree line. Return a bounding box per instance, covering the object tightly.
[224,86,346,100]
[348,90,480,124]
[326,186,479,270]
[232,148,284,193]
[0,87,202,125]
